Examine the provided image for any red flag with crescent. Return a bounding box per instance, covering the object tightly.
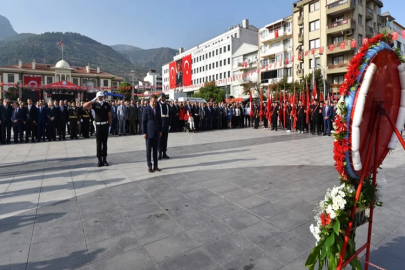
[182,54,192,86]
[350,39,357,48]
[169,61,176,89]
[329,44,335,52]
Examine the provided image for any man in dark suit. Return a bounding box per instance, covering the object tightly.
[322,100,333,136]
[297,100,306,133]
[271,102,279,131]
[36,100,47,142]
[311,100,322,135]
[142,95,162,173]
[46,100,58,141]
[24,99,37,143]
[158,93,170,160]
[0,98,13,144]
[11,102,24,143]
[58,100,68,140]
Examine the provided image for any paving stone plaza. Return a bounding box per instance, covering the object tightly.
[1,129,405,270]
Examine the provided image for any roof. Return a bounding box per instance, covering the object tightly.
[232,43,258,58]
[0,62,124,80]
[46,80,80,87]
[380,11,395,21]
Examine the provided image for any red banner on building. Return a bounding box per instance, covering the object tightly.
[329,44,335,52]
[275,29,279,38]
[305,51,309,56]
[23,75,42,88]
[182,54,192,86]
[392,31,398,40]
[169,61,176,89]
[402,29,405,39]
[311,48,316,55]
[350,39,357,48]
[319,46,324,54]
[340,42,346,49]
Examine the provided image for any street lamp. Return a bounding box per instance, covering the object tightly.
[316,63,327,100]
[130,70,135,97]
[312,52,324,98]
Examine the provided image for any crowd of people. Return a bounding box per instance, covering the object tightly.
[0,96,338,145]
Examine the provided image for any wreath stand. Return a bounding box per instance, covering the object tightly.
[337,101,405,270]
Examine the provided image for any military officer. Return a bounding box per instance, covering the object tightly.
[68,101,79,139]
[83,92,112,167]
[81,105,91,138]
[158,93,170,160]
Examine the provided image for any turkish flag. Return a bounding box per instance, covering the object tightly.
[311,48,316,55]
[298,53,302,60]
[182,54,192,86]
[305,51,309,56]
[351,39,357,48]
[392,31,398,40]
[402,30,405,39]
[23,75,41,88]
[340,42,346,49]
[329,44,335,51]
[363,38,369,46]
[319,46,324,54]
[275,29,279,38]
[169,61,176,89]
[285,58,289,65]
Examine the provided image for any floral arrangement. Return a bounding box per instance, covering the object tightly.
[305,32,400,270]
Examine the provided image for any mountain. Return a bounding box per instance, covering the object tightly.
[0,32,148,81]
[0,15,17,40]
[111,44,177,71]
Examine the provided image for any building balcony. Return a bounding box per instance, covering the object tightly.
[261,45,291,58]
[298,33,304,44]
[367,0,383,8]
[326,0,355,16]
[327,41,356,54]
[366,26,374,37]
[379,25,393,34]
[327,18,356,35]
[260,29,293,44]
[366,7,374,20]
[298,16,304,26]
[235,62,256,70]
[297,69,304,79]
[327,61,349,74]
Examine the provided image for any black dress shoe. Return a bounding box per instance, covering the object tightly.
[148,167,154,173]
[103,160,109,166]
[163,154,170,159]
[159,155,163,160]
[154,167,161,172]
[97,160,104,167]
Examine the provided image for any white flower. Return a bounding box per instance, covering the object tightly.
[338,190,345,198]
[330,211,336,219]
[326,205,337,219]
[333,195,344,204]
[332,203,340,211]
[331,187,339,197]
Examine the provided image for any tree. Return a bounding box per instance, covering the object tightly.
[193,81,225,103]
[118,82,132,101]
[242,80,261,95]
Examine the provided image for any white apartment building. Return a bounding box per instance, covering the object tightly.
[380,12,405,54]
[143,69,162,91]
[258,15,294,88]
[162,19,258,96]
[231,43,258,98]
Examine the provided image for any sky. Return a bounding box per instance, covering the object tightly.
[1,0,404,50]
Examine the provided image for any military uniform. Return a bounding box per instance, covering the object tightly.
[158,94,170,159]
[68,105,79,139]
[81,108,91,138]
[92,99,111,166]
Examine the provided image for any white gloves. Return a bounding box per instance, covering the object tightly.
[91,97,98,103]
[169,126,171,131]
[108,127,111,133]
[80,119,83,122]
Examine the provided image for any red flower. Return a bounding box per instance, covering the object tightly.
[320,213,332,227]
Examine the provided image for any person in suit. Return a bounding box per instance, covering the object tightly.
[137,101,143,134]
[322,100,333,136]
[128,100,138,135]
[24,99,37,143]
[158,93,170,159]
[58,100,68,140]
[0,98,13,144]
[68,101,80,139]
[110,101,117,135]
[297,100,306,133]
[311,100,322,135]
[11,102,24,143]
[193,102,200,131]
[175,60,183,87]
[271,102,279,131]
[142,94,162,173]
[36,100,47,142]
[46,100,58,141]
[173,100,179,131]
[117,100,128,136]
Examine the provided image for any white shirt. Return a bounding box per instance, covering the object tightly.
[235,108,240,116]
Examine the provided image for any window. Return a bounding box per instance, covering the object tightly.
[309,20,320,31]
[220,61,222,67]
[216,74,218,80]
[309,38,320,49]
[199,56,202,61]
[223,46,226,52]
[228,71,230,77]
[309,1,319,12]
[103,80,108,87]
[209,52,211,58]
[332,55,344,64]
[309,57,321,69]
[358,34,363,46]
[223,59,226,65]
[73,78,79,85]
[202,55,204,60]
[216,49,218,55]
[209,64,211,69]
[332,35,344,44]
[228,58,230,64]
[220,48,222,54]
[220,73,222,79]
[205,53,207,59]
[228,45,230,51]
[209,75,212,81]
[216,62,218,68]
[224,72,226,78]
[333,75,344,84]
[7,74,14,83]
[285,68,292,77]
[332,16,344,23]
[358,14,363,25]
[47,76,53,84]
[199,67,202,72]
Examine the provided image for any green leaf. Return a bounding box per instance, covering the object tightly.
[350,258,362,270]
[320,244,328,260]
[325,233,335,248]
[333,219,340,235]
[328,252,337,270]
[305,246,321,268]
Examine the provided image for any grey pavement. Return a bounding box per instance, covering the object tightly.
[0,128,404,270]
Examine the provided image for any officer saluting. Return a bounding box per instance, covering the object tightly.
[83,92,112,167]
[158,93,170,160]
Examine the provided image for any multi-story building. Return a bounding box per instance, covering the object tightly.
[162,19,258,96]
[0,59,123,101]
[231,43,258,98]
[258,15,294,88]
[292,0,384,94]
[379,12,405,54]
[143,69,162,91]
